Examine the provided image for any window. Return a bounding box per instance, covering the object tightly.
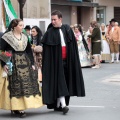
[96,7,106,24]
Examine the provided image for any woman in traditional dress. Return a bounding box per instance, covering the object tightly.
[31,26,43,82]
[100,23,111,62]
[74,25,92,67]
[84,26,93,52]
[0,19,43,118]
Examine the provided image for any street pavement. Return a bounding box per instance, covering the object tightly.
[0,62,120,120]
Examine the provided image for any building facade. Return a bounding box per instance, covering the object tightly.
[51,0,120,31]
[51,0,98,30]
[96,0,120,25]
[0,0,51,33]
[1,0,120,32]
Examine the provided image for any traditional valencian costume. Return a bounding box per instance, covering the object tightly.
[101,32,111,61]
[74,31,92,67]
[0,31,43,110]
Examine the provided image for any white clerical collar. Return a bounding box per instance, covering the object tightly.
[59,29,66,46]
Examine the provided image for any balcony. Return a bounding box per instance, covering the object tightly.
[51,0,98,7]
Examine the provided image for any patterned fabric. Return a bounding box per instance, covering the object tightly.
[32,36,38,45]
[77,41,92,67]
[74,31,81,41]
[0,63,43,110]
[9,52,41,98]
[32,46,43,69]
[34,52,42,69]
[2,31,28,51]
[101,32,111,61]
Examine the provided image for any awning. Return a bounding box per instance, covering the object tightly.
[51,1,99,7]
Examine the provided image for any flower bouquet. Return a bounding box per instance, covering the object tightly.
[0,51,13,76]
[0,51,12,63]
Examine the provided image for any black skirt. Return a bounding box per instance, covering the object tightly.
[8,51,41,98]
[92,42,101,55]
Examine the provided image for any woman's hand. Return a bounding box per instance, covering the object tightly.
[3,65,8,73]
[32,65,35,70]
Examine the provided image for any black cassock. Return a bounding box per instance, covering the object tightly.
[41,24,85,109]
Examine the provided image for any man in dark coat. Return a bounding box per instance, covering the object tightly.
[41,10,85,114]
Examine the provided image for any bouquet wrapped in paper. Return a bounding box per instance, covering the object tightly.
[0,51,12,63]
[0,51,13,76]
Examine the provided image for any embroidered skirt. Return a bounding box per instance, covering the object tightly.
[0,52,43,110]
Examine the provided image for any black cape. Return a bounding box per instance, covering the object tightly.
[41,24,85,108]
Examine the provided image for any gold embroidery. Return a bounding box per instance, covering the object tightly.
[2,31,28,51]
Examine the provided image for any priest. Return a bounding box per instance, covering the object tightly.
[41,10,85,115]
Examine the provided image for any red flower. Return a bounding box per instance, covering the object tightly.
[0,51,12,63]
[5,52,12,57]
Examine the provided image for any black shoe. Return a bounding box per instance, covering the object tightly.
[54,107,63,112]
[19,112,26,118]
[11,110,26,118]
[11,110,20,115]
[62,106,69,114]
[101,60,105,63]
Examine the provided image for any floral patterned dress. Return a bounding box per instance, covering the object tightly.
[74,32,92,67]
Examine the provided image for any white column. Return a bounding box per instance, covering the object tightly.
[106,6,114,24]
[71,6,77,25]
[93,7,97,21]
